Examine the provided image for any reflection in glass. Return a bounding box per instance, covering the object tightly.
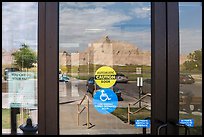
[2,2,38,134]
[59,2,151,135]
[179,2,202,135]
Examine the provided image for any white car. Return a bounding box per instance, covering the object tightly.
[59,75,69,82]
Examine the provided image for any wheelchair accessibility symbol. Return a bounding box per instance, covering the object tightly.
[93,88,118,114]
[100,90,111,102]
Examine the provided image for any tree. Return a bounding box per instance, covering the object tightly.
[12,43,37,71]
[183,48,202,71]
[60,65,68,74]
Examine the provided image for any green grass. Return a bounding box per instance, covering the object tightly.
[72,73,151,81]
[111,107,151,124]
[179,113,202,135]
[62,64,201,81]
[121,73,151,81]
[111,107,202,135]
[61,64,151,74]
[2,109,29,129]
[65,64,201,81]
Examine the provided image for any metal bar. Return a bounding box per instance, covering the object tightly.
[128,104,130,124]
[77,104,79,126]
[151,2,167,135]
[139,86,141,108]
[166,2,179,135]
[77,95,91,128]
[132,105,149,114]
[79,107,86,114]
[87,97,90,129]
[20,108,23,125]
[79,94,87,105]
[11,108,20,135]
[133,93,151,105]
[38,2,46,134]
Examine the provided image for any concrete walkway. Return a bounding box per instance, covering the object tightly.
[60,101,149,135]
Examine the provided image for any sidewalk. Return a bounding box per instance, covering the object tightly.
[60,100,149,135]
[1,77,171,135]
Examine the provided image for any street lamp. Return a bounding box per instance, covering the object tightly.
[88,53,90,75]
[22,55,24,71]
[195,64,198,68]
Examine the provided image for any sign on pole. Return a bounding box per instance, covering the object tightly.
[136,67,142,75]
[137,77,143,87]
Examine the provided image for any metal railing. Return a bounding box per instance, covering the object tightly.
[128,93,151,124]
[77,93,90,128]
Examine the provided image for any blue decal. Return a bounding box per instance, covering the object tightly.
[179,119,194,127]
[93,88,118,114]
[135,120,150,128]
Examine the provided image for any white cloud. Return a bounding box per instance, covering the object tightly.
[59,5,133,50]
[60,24,151,52]
[60,2,115,8]
[2,2,152,53]
[60,7,132,29]
[59,3,151,52]
[131,7,151,19]
[2,2,38,51]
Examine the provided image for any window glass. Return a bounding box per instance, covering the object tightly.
[179,2,202,135]
[2,2,38,134]
[59,2,151,135]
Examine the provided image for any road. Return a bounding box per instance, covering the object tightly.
[2,78,202,106]
[2,78,202,109]
[59,80,140,101]
[180,81,202,97]
[59,79,202,107]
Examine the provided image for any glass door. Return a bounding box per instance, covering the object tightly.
[59,2,151,135]
[178,2,202,135]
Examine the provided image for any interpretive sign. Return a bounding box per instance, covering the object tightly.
[8,72,36,109]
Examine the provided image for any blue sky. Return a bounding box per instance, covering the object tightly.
[2,2,202,55]
[59,2,151,52]
[179,2,202,29]
[179,2,202,54]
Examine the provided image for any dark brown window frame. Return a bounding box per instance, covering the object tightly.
[151,2,179,135]
[37,2,179,135]
[38,2,59,135]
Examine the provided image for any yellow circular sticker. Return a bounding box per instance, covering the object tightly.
[95,66,116,88]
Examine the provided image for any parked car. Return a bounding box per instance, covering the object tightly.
[86,77,123,101]
[142,78,151,94]
[142,77,195,94]
[4,67,20,81]
[180,74,195,84]
[59,75,69,82]
[115,73,128,83]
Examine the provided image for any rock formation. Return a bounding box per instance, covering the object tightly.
[65,36,151,66]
